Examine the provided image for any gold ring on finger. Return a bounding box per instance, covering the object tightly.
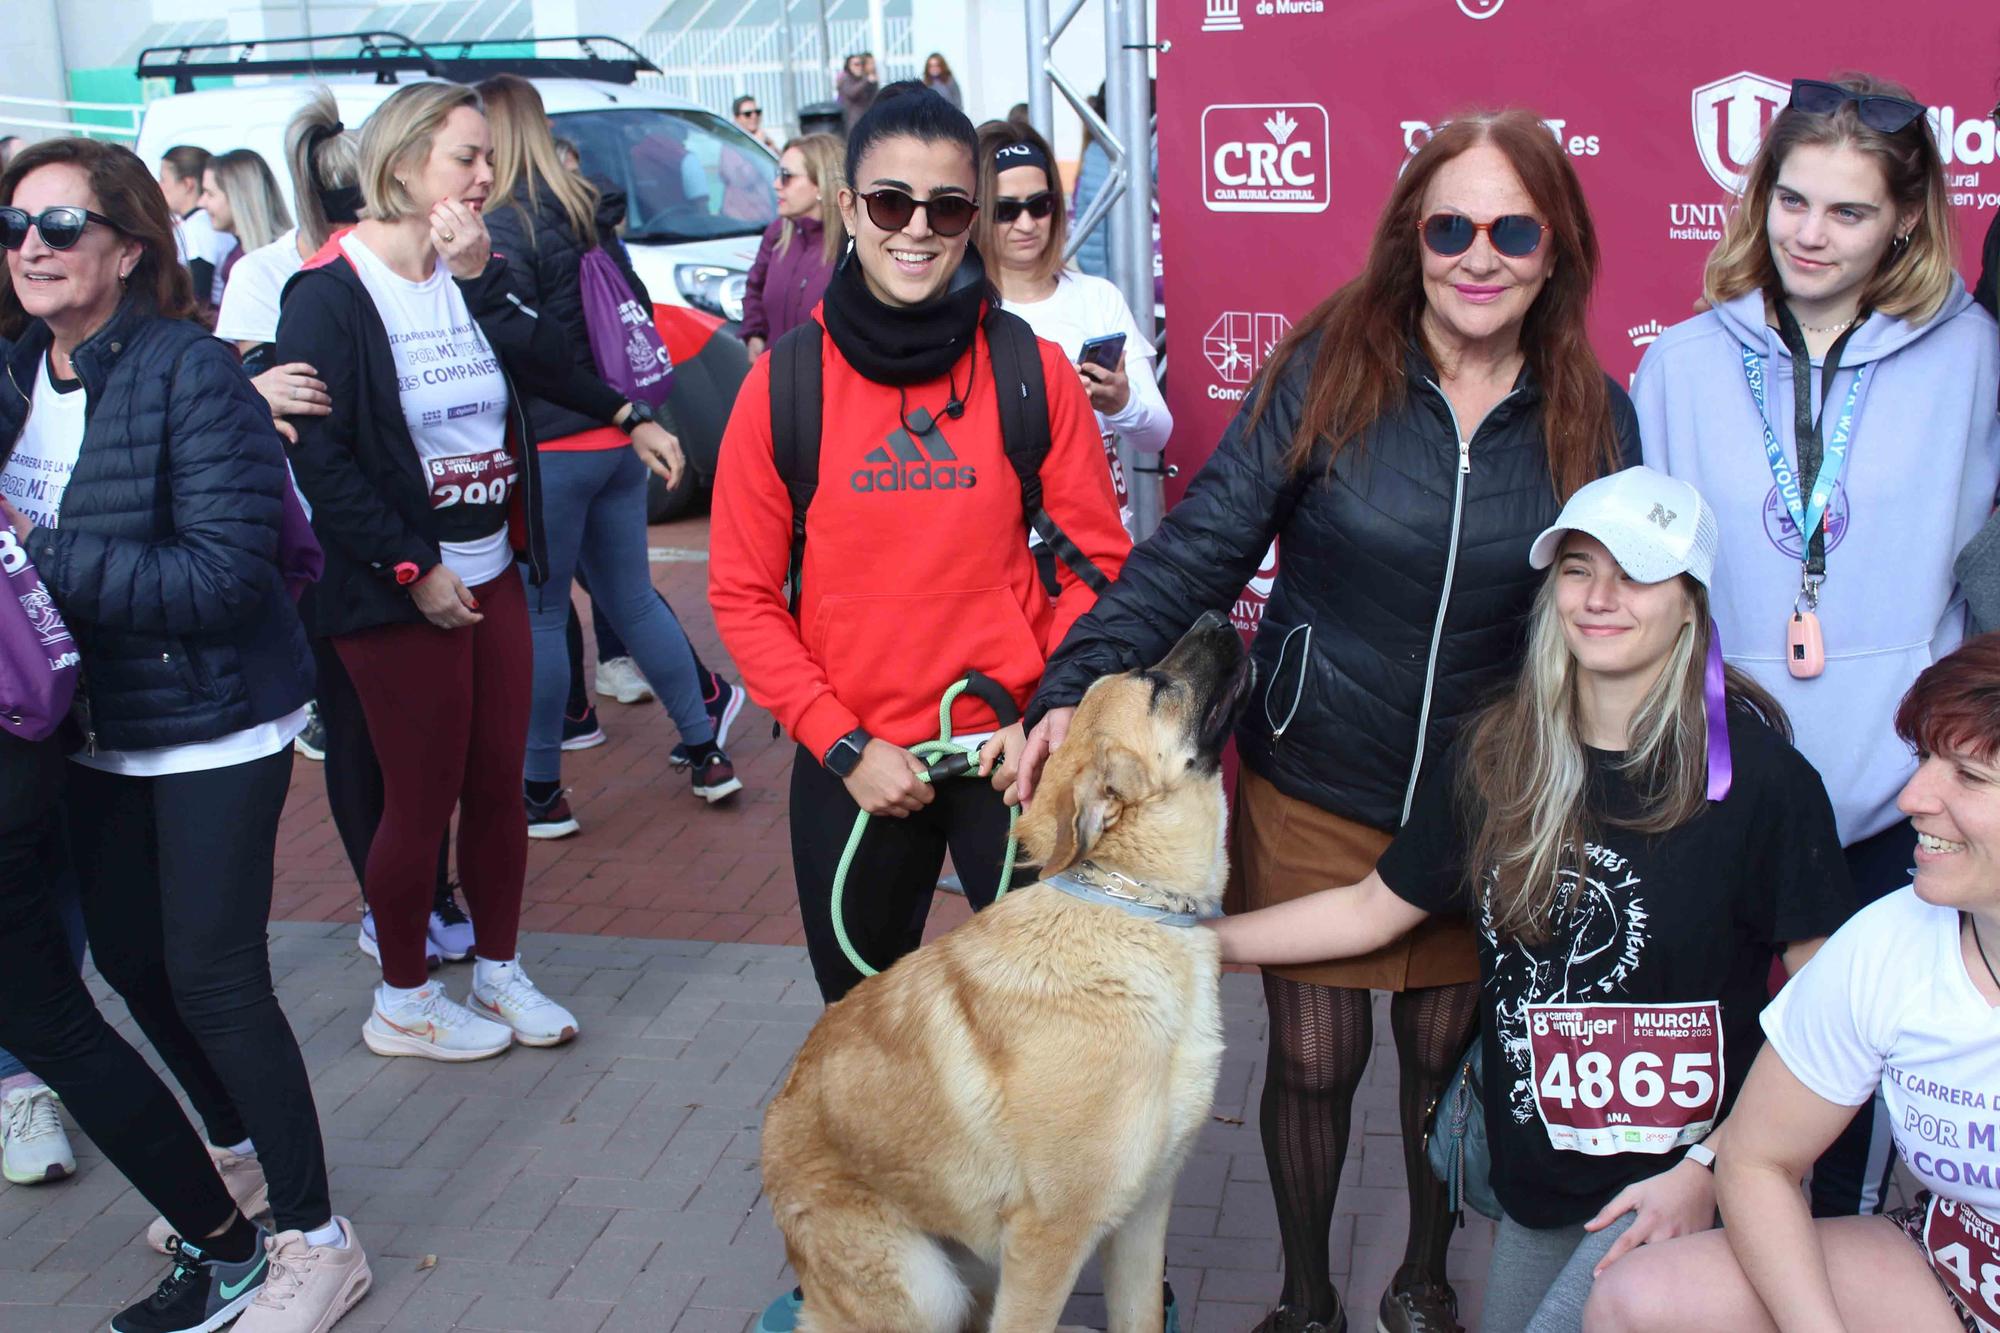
[441,229,456,242]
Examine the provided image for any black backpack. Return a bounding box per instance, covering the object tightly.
[767,308,1113,617]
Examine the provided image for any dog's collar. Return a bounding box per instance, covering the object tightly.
[1041,862,1211,928]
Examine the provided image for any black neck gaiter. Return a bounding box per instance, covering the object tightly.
[821,242,990,385]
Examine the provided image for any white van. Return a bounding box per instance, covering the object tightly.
[131,54,772,321]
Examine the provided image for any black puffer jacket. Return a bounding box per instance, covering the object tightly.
[0,298,314,751]
[483,177,650,447]
[1031,334,1640,832]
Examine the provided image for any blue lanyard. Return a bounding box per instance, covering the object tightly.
[1738,345,1865,562]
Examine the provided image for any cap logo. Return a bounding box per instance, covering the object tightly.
[1646,503,1678,530]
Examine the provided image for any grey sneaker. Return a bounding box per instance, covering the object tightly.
[112,1230,270,1333]
[1376,1279,1461,1333]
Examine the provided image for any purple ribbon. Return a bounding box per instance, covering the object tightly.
[1705,624,1732,802]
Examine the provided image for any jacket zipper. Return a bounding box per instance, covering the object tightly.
[1399,380,1516,825]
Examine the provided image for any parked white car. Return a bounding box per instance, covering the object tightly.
[132,76,772,321]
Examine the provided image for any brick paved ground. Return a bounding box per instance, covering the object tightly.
[6,516,1510,1331]
[3,926,1496,1333]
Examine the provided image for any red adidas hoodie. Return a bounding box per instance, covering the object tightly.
[709,306,1131,758]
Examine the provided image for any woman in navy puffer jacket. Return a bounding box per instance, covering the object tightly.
[0,137,363,1317]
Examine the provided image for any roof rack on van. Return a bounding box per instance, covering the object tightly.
[134,31,661,94]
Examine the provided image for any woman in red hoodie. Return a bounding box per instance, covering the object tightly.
[710,82,1131,1003]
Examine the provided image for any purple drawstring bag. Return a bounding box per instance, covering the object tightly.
[0,532,78,741]
[578,248,673,408]
[277,481,323,603]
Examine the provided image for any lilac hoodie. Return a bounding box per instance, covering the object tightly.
[741,215,834,343]
[1634,279,2000,845]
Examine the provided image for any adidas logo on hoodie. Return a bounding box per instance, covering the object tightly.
[850,418,978,493]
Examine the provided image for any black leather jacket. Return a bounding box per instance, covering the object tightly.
[1031,333,1640,831]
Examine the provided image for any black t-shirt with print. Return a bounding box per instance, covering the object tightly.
[1377,709,1854,1229]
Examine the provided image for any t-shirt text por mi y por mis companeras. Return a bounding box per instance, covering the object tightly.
[1376,711,1854,1229]
[1765,887,2000,1213]
[340,232,515,587]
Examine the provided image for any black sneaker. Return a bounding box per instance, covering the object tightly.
[526,788,581,839]
[1377,1279,1459,1333]
[670,677,747,767]
[691,750,743,803]
[560,704,607,751]
[112,1232,270,1333]
[293,705,326,762]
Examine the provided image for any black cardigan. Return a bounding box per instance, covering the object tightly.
[275,240,627,638]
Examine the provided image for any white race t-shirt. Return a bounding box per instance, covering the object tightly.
[0,355,86,528]
[341,232,515,587]
[1764,887,2000,1209]
[214,229,305,345]
[1005,270,1171,456]
[173,208,236,304]
[0,357,306,774]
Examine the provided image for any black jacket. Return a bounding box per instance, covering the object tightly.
[1030,335,1641,832]
[483,179,650,448]
[275,238,624,638]
[0,298,314,751]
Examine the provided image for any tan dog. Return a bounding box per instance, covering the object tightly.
[761,612,1253,1333]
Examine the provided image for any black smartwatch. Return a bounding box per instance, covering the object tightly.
[823,728,870,777]
[617,400,657,433]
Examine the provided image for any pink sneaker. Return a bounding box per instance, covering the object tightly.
[234,1218,372,1333]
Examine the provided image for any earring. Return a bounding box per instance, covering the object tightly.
[1892,231,1912,255]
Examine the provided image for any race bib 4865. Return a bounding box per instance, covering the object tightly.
[1526,1002,1724,1156]
[1924,1197,2000,1333]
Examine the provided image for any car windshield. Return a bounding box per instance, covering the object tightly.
[551,107,777,244]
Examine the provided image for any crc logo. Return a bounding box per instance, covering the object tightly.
[1691,72,1788,194]
[1203,311,1291,389]
[1457,0,1504,15]
[1202,104,1330,213]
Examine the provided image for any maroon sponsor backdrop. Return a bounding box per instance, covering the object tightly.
[1157,0,2000,635]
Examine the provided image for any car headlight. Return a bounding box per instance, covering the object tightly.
[675,264,747,323]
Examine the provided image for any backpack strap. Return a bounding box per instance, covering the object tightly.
[983,308,1112,599]
[769,321,824,618]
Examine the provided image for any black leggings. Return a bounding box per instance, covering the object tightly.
[1260,974,1482,1320]
[64,747,334,1233]
[315,634,450,899]
[0,735,238,1241]
[788,744,1019,1002]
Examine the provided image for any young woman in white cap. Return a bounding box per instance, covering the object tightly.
[1208,466,1854,1333]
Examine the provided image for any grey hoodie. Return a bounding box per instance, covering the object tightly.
[1635,279,2000,845]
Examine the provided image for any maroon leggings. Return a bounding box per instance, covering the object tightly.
[334,567,531,988]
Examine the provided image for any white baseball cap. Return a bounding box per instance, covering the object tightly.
[1528,465,1719,587]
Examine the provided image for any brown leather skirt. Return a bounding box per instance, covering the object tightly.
[1225,766,1479,990]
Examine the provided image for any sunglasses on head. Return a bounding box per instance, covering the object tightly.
[857,187,977,237]
[0,205,118,252]
[994,192,1056,224]
[1417,212,1548,259]
[1789,79,1926,134]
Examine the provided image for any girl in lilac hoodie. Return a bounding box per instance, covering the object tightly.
[1635,73,2000,1215]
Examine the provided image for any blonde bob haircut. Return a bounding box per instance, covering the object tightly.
[1703,72,1957,326]
[476,73,599,243]
[359,81,482,223]
[776,133,848,267]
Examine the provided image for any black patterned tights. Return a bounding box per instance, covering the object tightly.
[1257,974,1482,1321]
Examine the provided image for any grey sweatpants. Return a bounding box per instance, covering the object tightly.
[1480,1211,1637,1333]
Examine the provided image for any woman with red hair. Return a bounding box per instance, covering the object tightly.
[1018,109,1639,1333]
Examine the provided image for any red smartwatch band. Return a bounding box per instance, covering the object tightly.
[393,561,421,586]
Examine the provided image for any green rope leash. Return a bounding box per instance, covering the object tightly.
[829,677,1021,979]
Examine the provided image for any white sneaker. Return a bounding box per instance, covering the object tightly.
[362,983,512,1062]
[594,655,655,705]
[470,961,579,1048]
[1,1085,74,1184]
[357,911,439,971]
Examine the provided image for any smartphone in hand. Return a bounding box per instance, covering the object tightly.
[1077,333,1127,372]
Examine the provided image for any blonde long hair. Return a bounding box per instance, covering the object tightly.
[477,73,598,242]
[208,148,291,253]
[1703,73,1957,325]
[776,133,846,266]
[1460,574,1788,944]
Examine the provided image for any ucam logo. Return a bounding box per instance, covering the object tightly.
[1691,71,1789,194]
[1203,310,1292,401]
[1202,104,1330,213]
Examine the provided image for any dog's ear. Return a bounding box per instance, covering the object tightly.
[1020,737,1149,875]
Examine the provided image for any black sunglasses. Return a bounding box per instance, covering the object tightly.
[1418,212,1548,259]
[738,107,763,118]
[994,192,1056,224]
[0,205,118,252]
[857,187,977,237]
[1790,79,1926,134]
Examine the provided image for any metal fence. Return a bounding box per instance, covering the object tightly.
[0,94,143,140]
[633,15,915,131]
